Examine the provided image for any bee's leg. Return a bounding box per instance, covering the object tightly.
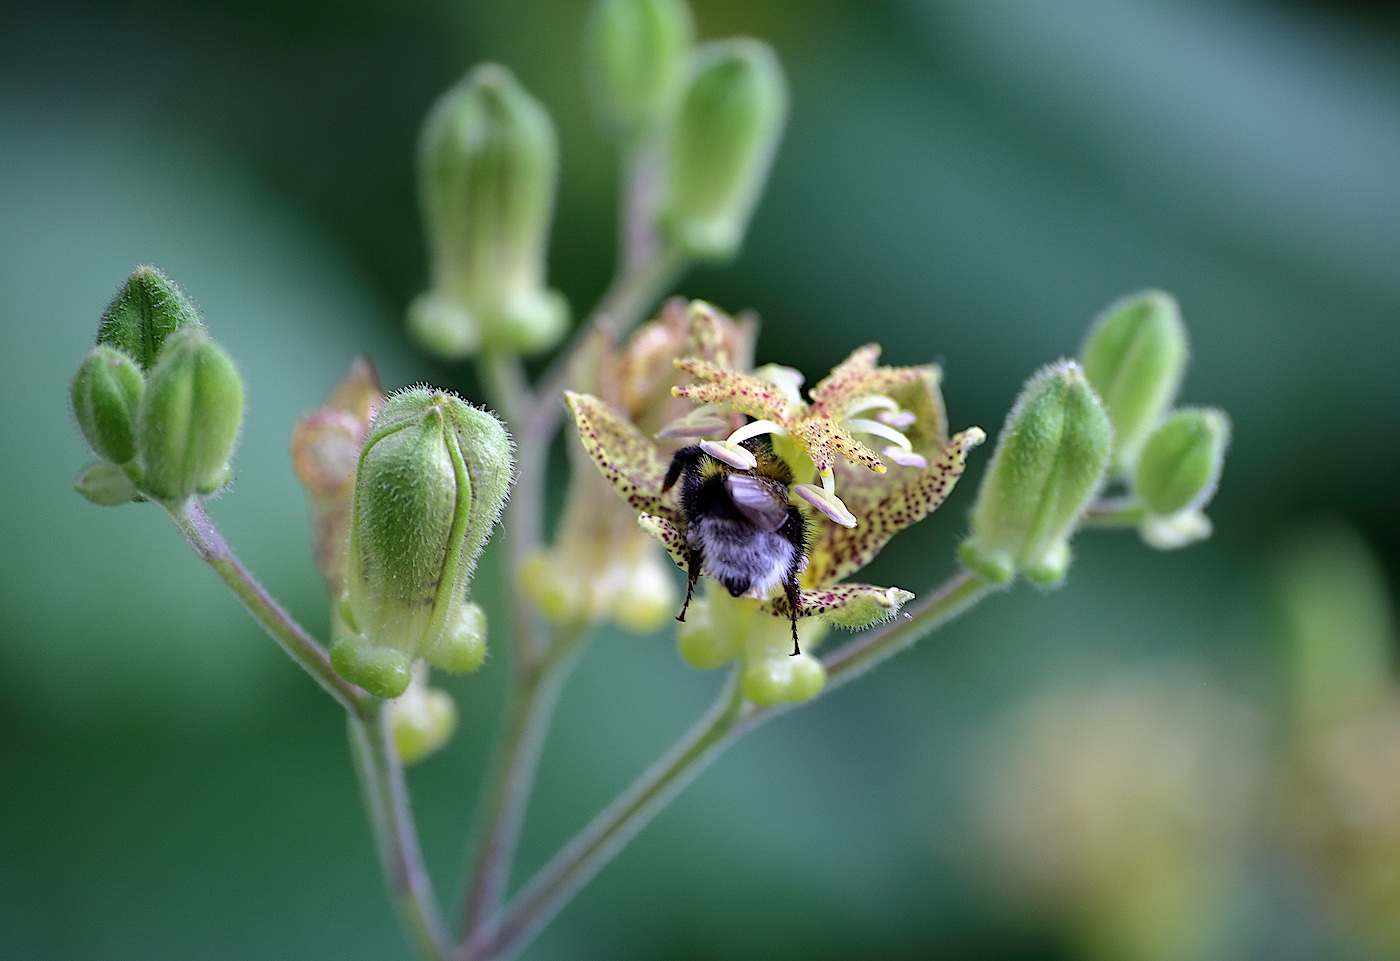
[677,548,703,622]
[783,574,802,656]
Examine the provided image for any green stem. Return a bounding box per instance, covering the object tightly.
[477,350,531,433]
[459,637,585,954]
[349,705,452,961]
[820,569,994,690]
[476,568,995,960]
[477,669,746,961]
[166,500,369,713]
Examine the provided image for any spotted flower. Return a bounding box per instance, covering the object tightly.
[565,302,984,703]
[520,300,755,631]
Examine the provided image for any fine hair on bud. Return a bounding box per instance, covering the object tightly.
[335,387,513,698]
[97,265,204,370]
[961,359,1113,586]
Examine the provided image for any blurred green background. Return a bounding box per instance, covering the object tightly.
[3,1,1399,959]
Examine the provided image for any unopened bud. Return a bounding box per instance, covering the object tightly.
[961,360,1113,586]
[414,64,568,358]
[656,39,787,261]
[97,265,203,370]
[1134,407,1229,550]
[74,460,139,507]
[585,0,694,141]
[425,601,488,673]
[742,652,825,706]
[72,345,143,465]
[135,330,244,502]
[1080,290,1188,476]
[335,388,512,698]
[388,673,459,765]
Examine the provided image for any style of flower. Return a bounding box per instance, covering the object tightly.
[566,301,983,703]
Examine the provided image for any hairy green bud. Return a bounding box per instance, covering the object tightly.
[97,265,203,370]
[411,64,569,358]
[74,460,139,507]
[961,360,1113,586]
[1134,407,1229,550]
[72,345,144,465]
[335,388,512,698]
[135,329,244,502]
[656,38,787,261]
[1080,290,1188,476]
[585,0,694,141]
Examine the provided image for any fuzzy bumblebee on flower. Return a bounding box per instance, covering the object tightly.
[564,300,984,705]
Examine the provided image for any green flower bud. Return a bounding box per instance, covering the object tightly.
[584,0,694,141]
[135,329,244,502]
[336,388,512,698]
[71,345,144,464]
[961,360,1113,586]
[742,652,825,706]
[96,265,203,370]
[425,601,488,673]
[1134,407,1229,550]
[656,38,787,261]
[675,595,739,670]
[388,673,459,765]
[414,64,569,358]
[1080,290,1188,476]
[74,460,139,507]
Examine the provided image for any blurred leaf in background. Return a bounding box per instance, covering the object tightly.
[2,0,1398,959]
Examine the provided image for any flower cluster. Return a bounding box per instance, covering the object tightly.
[565,300,982,703]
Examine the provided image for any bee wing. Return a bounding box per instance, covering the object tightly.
[724,473,790,532]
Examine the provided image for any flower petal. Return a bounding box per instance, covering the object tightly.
[565,392,678,521]
[761,583,916,629]
[672,359,803,426]
[808,344,929,419]
[638,512,689,569]
[806,428,985,585]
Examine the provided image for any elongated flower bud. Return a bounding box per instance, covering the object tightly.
[97,265,203,370]
[1080,290,1188,476]
[135,329,244,502]
[961,361,1113,586]
[656,39,787,261]
[334,388,512,698]
[72,345,144,465]
[411,64,568,358]
[1134,407,1229,549]
[585,0,694,141]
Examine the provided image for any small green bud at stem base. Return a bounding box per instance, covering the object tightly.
[74,460,139,506]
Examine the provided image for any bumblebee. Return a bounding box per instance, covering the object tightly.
[662,435,808,655]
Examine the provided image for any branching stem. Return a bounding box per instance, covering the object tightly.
[166,500,369,713]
